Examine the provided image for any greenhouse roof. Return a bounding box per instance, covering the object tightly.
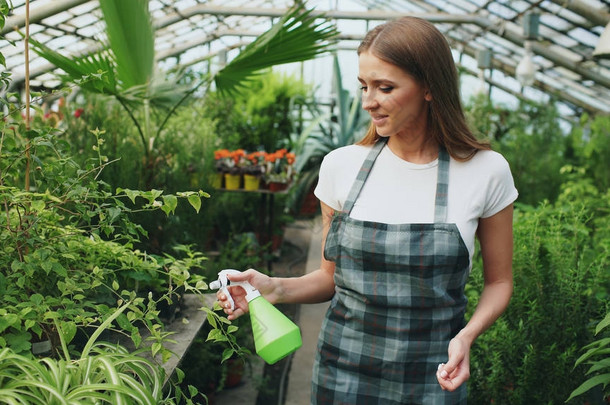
[1,0,609,116]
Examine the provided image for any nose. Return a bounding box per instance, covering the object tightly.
[361,90,378,111]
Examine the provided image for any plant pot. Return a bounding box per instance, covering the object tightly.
[224,174,242,190]
[243,174,261,191]
[223,359,245,388]
[299,184,319,216]
[209,173,223,188]
[268,181,288,192]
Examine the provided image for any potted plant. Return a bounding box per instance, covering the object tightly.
[243,151,266,191]
[264,149,296,191]
[0,303,203,404]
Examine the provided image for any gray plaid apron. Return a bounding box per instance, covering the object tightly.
[312,138,469,404]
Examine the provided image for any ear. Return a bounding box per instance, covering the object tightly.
[424,90,433,102]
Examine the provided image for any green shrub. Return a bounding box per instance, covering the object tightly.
[467,178,609,403]
[568,114,610,193]
[0,109,211,358]
[465,95,568,206]
[567,311,610,402]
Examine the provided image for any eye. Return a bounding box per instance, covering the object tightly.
[380,86,393,93]
[359,85,368,91]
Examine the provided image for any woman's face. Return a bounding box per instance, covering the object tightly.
[358,51,431,138]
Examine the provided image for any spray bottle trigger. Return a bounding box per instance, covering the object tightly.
[220,287,235,311]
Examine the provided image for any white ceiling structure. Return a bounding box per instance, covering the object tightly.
[1,0,609,116]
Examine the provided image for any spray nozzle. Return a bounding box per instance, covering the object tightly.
[209,269,261,310]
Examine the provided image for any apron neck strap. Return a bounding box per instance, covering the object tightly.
[435,146,449,223]
[342,138,450,223]
[342,138,386,214]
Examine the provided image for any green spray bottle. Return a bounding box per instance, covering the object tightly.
[210,269,302,365]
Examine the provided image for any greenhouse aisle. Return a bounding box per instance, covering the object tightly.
[284,217,328,405]
[214,216,328,405]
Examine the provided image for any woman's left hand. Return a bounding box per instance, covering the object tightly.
[436,336,471,391]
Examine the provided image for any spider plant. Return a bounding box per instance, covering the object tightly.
[0,302,199,405]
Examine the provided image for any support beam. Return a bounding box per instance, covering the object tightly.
[162,5,481,24]
[475,18,610,89]
[547,0,610,27]
[1,0,91,36]
[168,5,610,89]
[458,46,607,116]
[6,4,609,102]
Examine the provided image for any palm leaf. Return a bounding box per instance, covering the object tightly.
[214,5,338,95]
[99,0,154,89]
[26,35,118,95]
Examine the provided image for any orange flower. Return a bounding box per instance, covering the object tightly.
[214,149,230,160]
[230,149,246,164]
[265,152,278,163]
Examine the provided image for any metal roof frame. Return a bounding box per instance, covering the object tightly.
[1,0,609,116]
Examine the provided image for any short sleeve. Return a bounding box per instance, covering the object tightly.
[481,154,519,218]
[314,153,342,211]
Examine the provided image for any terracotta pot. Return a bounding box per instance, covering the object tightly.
[224,359,245,388]
[268,181,288,192]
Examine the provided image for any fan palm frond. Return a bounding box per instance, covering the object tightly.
[214,5,338,95]
[98,0,154,89]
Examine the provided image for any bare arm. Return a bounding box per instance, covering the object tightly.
[438,203,514,390]
[218,201,337,320]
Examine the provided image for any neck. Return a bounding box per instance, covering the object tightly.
[386,134,438,164]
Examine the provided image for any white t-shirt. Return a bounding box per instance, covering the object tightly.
[314,144,518,267]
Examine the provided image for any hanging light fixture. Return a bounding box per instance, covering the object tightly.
[516,41,537,86]
[475,48,492,96]
[516,12,540,87]
[593,22,610,59]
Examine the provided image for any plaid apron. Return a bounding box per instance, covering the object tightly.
[312,139,469,404]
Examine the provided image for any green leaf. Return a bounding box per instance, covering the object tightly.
[595,312,610,334]
[161,194,178,215]
[99,0,154,88]
[566,373,610,402]
[206,311,217,329]
[151,342,162,357]
[222,348,235,363]
[214,4,338,95]
[131,328,142,348]
[120,188,140,204]
[60,321,77,345]
[30,293,43,305]
[187,194,201,213]
[30,199,45,212]
[174,367,185,383]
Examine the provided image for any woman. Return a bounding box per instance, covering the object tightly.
[218,16,517,404]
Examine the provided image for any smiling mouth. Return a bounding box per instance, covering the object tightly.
[371,114,388,125]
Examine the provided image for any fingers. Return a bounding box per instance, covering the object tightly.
[216,291,246,320]
[436,362,470,392]
[226,268,257,283]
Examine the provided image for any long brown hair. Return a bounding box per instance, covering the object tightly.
[356,17,489,160]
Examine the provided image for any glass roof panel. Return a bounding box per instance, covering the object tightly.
[0,0,607,116]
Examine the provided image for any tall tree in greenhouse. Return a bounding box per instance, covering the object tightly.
[26,0,338,187]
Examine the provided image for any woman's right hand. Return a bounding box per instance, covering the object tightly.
[216,268,278,320]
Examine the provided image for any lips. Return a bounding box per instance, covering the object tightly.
[371,114,388,126]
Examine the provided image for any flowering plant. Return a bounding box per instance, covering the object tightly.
[264,149,296,184]
[243,151,266,176]
[214,149,246,175]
